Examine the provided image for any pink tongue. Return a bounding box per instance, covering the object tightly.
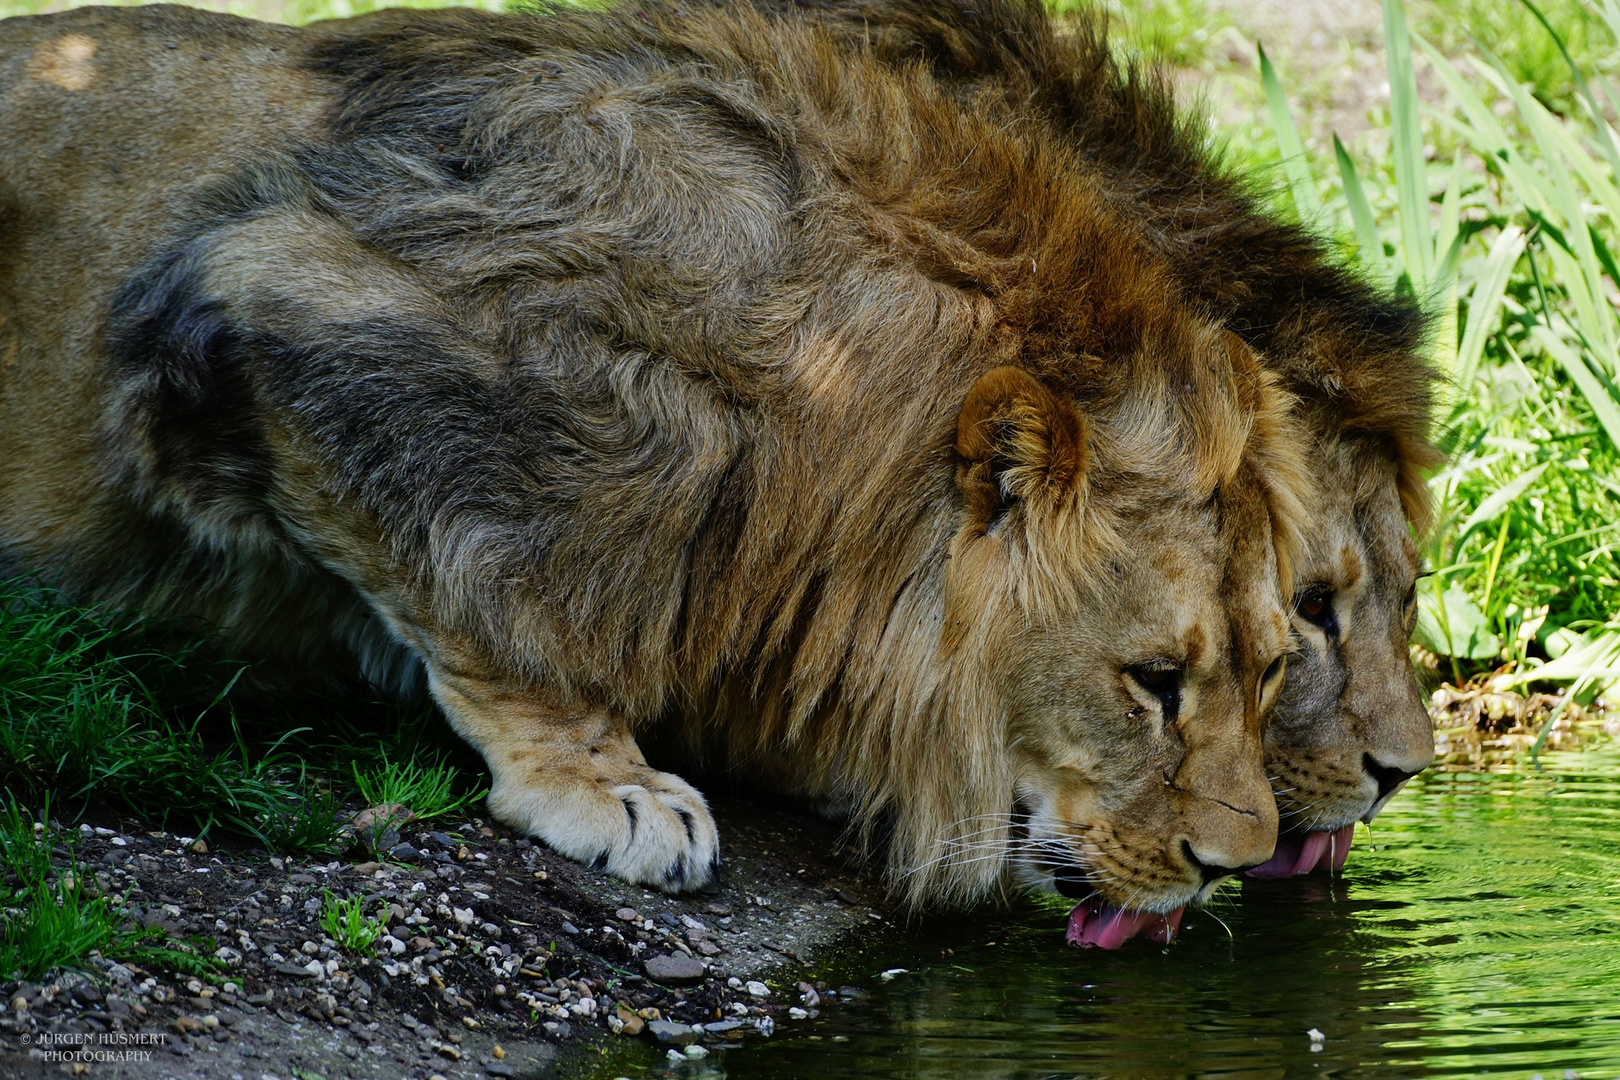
[1245,824,1357,879]
[1065,900,1185,950]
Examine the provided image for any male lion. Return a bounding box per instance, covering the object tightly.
[0,1,1309,922]
[773,0,1443,878]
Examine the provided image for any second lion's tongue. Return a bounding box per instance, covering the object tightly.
[1065,900,1185,950]
[1245,824,1356,878]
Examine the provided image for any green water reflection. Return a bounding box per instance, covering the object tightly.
[591,743,1620,1079]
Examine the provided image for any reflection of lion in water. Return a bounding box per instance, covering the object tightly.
[772,0,1444,874]
[1,0,1307,911]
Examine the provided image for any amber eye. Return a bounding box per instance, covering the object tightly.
[1294,585,1338,634]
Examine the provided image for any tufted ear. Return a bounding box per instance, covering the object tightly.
[955,366,1087,534]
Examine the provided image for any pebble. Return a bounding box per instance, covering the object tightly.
[615,907,641,922]
[644,953,706,984]
[746,980,770,998]
[485,1065,516,1078]
[389,842,419,859]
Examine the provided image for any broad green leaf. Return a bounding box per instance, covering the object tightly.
[1414,583,1502,660]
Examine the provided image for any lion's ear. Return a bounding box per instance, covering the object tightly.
[955,366,1087,533]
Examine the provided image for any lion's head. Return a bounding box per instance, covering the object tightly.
[753,0,1446,884]
[1249,438,1438,876]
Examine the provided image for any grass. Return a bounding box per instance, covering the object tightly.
[1249,0,1620,711]
[319,890,385,956]
[353,751,487,822]
[0,797,219,981]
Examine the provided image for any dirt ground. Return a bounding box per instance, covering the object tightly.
[0,795,895,1080]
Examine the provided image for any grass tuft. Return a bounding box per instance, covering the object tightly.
[353,751,487,821]
[319,891,385,957]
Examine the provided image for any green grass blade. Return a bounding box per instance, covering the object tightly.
[1258,43,1321,223]
[1383,0,1431,286]
[1454,461,1549,546]
[1334,134,1388,280]
[1533,326,1620,450]
[1454,225,1527,403]
[1516,0,1620,183]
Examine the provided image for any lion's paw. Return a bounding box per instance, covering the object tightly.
[488,765,719,892]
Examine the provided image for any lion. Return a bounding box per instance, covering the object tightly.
[0,1,1311,922]
[772,0,1443,876]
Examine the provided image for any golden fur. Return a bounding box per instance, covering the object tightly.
[0,1,1313,909]
[768,0,1444,845]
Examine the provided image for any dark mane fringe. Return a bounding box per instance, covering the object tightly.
[766,0,1444,527]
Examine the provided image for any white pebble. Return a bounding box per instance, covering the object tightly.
[746,980,769,999]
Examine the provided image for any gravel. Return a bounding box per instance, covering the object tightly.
[0,794,890,1078]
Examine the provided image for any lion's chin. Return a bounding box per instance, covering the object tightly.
[1065,900,1185,950]
[1244,823,1355,878]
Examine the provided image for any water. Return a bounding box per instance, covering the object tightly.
[585,743,1620,1079]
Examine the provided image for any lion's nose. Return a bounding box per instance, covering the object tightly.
[1182,840,1266,884]
[1363,752,1421,802]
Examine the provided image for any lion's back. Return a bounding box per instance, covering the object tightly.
[0,5,327,605]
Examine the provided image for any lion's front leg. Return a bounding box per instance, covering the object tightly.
[428,668,719,892]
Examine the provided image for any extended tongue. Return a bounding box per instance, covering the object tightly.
[1245,824,1358,878]
[1066,900,1185,950]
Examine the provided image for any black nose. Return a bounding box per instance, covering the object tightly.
[1052,862,1092,899]
[1363,753,1419,801]
[1181,841,1263,885]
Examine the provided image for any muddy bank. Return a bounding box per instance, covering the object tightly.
[0,795,893,1080]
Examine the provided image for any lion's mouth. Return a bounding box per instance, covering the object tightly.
[1065,899,1185,949]
[1244,824,1355,878]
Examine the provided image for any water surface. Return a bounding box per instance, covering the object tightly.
[586,743,1620,1079]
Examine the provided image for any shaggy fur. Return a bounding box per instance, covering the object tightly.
[768,0,1442,833]
[0,1,1311,909]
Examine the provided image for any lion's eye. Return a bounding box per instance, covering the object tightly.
[1294,585,1338,634]
[1126,663,1183,722]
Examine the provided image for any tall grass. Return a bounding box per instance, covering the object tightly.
[1259,0,1620,706]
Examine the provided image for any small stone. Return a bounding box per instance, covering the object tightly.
[351,804,417,832]
[646,1020,698,1045]
[615,907,641,922]
[746,980,769,998]
[788,1007,808,1019]
[644,953,705,984]
[171,1015,205,1034]
[614,1008,645,1036]
[389,842,419,859]
[704,1020,743,1034]
[696,940,722,956]
[684,1044,709,1058]
[667,1049,686,1063]
[485,1065,516,1078]
[561,921,579,935]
